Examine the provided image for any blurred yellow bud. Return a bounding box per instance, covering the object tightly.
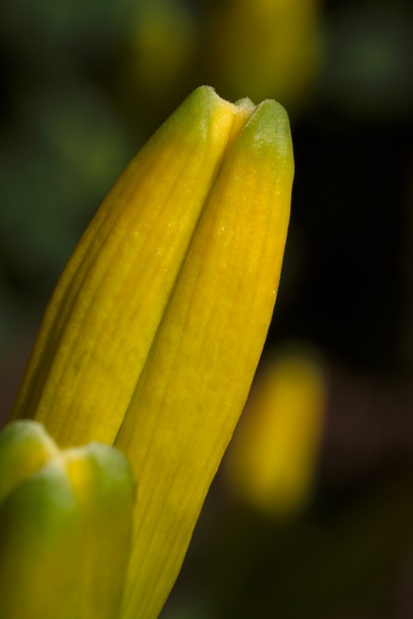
[224,349,326,517]
[203,0,324,112]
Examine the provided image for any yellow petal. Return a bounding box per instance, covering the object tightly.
[115,99,294,619]
[10,87,253,446]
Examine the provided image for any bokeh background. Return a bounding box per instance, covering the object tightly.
[1,0,413,617]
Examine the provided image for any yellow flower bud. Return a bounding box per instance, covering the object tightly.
[9,86,294,618]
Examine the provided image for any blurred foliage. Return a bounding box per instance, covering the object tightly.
[1,0,413,617]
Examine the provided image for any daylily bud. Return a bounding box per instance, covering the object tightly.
[0,421,134,619]
[9,86,294,619]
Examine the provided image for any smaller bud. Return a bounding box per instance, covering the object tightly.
[0,420,134,619]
